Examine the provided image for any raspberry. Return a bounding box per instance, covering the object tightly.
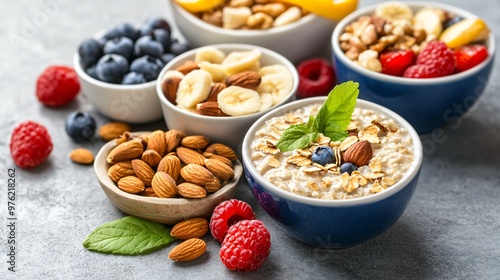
[415,41,455,77]
[36,65,80,107]
[297,58,336,99]
[209,199,256,242]
[403,65,442,78]
[219,219,271,272]
[379,50,416,76]
[454,44,488,72]
[10,121,53,168]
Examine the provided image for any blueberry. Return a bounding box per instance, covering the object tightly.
[444,16,464,29]
[134,35,164,58]
[104,37,134,61]
[122,72,147,85]
[85,65,99,80]
[114,22,139,41]
[161,53,176,64]
[102,27,122,41]
[169,40,190,56]
[144,17,171,33]
[138,24,154,37]
[130,55,164,81]
[95,54,129,83]
[311,146,335,166]
[65,111,96,142]
[78,38,103,68]
[340,162,358,175]
[152,29,172,51]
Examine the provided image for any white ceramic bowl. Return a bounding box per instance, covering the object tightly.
[168,0,338,64]
[156,44,299,153]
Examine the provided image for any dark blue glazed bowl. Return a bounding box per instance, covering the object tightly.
[331,2,495,134]
[242,98,423,249]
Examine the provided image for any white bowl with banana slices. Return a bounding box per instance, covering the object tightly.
[156,44,298,153]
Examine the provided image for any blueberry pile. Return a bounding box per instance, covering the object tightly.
[78,18,190,85]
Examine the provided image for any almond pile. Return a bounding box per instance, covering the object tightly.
[106,129,238,198]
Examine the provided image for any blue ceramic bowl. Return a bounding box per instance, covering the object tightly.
[331,1,495,134]
[242,98,423,249]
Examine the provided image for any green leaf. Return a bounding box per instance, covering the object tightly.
[323,123,349,142]
[82,216,175,255]
[276,124,318,151]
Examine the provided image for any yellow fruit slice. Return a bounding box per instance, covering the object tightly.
[440,18,489,49]
[174,0,224,13]
[277,0,358,21]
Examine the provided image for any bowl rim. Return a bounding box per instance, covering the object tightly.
[242,97,424,207]
[94,134,243,205]
[169,0,320,36]
[331,1,496,85]
[155,43,299,121]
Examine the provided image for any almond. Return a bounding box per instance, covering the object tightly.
[161,76,182,105]
[206,82,227,101]
[204,159,235,181]
[203,152,233,166]
[342,140,373,167]
[108,161,135,183]
[170,218,209,240]
[225,70,261,91]
[131,159,155,186]
[69,148,94,165]
[140,187,158,197]
[181,135,210,149]
[176,147,206,165]
[117,176,145,194]
[175,60,199,75]
[180,164,215,186]
[141,150,162,168]
[107,139,144,164]
[177,182,207,198]
[165,129,186,153]
[205,143,238,161]
[204,178,222,193]
[157,155,181,181]
[168,238,206,262]
[196,101,228,116]
[99,122,131,141]
[147,130,167,156]
[151,171,177,198]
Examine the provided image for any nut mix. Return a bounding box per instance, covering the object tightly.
[106,129,238,198]
[160,47,293,116]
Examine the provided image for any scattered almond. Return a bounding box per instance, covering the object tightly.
[168,238,206,262]
[99,122,131,141]
[69,148,94,165]
[170,218,209,240]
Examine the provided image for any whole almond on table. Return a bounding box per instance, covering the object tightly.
[117,176,145,194]
[164,129,186,153]
[170,218,209,240]
[141,150,162,168]
[151,171,177,198]
[225,70,262,91]
[180,164,215,187]
[205,143,238,161]
[107,139,144,164]
[168,238,206,262]
[108,161,135,183]
[181,135,210,149]
[342,140,373,167]
[204,159,235,181]
[69,148,94,164]
[177,182,207,199]
[176,147,206,165]
[157,154,181,181]
[131,159,155,186]
[99,122,131,141]
[147,130,167,156]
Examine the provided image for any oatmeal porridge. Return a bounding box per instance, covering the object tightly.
[250,104,414,200]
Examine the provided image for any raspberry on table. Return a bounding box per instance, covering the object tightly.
[219,219,271,272]
[36,65,80,107]
[209,199,256,242]
[379,50,416,76]
[297,58,336,99]
[454,44,488,72]
[415,41,455,77]
[10,121,53,168]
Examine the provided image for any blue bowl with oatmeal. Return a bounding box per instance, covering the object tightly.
[242,87,423,249]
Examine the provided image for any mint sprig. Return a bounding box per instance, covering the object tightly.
[276,81,359,151]
[83,216,175,255]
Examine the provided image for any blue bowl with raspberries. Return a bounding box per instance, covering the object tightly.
[242,96,423,249]
[73,18,190,123]
[331,1,495,134]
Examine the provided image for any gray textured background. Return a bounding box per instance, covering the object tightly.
[1,0,499,279]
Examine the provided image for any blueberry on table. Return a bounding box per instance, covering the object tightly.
[169,40,190,56]
[134,35,164,58]
[122,72,147,85]
[65,112,97,142]
[311,146,336,166]
[130,55,164,82]
[340,162,357,175]
[95,54,129,83]
[104,37,134,62]
[78,38,103,68]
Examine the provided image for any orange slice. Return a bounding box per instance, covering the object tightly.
[174,0,224,13]
[277,0,358,21]
[440,18,489,49]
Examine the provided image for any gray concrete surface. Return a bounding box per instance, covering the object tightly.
[1,0,499,279]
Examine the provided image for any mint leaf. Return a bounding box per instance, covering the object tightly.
[276,124,318,152]
[83,216,175,255]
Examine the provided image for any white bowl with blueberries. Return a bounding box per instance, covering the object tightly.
[73,18,190,123]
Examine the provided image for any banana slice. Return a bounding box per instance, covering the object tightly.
[175,69,212,108]
[258,92,273,112]
[195,47,226,64]
[217,86,261,116]
[222,49,262,75]
[257,74,293,105]
[258,64,293,81]
[374,2,413,21]
[413,9,442,37]
[198,61,227,83]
